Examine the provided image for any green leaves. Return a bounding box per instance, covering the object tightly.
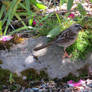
[67,1,86,15]
[9,73,14,84]
[77,3,86,16]
[35,3,47,9]
[29,19,33,26]
[67,0,74,11]
[47,17,75,38]
[30,0,47,9]
[0,21,2,36]
[47,26,61,38]
[90,0,92,3]
[60,0,65,5]
[3,0,21,35]
[25,0,31,15]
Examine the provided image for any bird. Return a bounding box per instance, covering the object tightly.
[34,24,82,58]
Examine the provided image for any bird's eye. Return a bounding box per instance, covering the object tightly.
[75,24,80,27]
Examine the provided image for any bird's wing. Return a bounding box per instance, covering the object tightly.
[55,28,77,44]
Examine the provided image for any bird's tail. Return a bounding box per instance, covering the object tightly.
[33,41,54,51]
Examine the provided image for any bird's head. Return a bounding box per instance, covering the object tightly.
[70,24,82,34]
[74,24,82,32]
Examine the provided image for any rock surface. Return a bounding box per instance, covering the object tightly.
[0,36,92,78]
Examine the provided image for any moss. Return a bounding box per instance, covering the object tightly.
[0,85,3,91]
[66,29,92,60]
[0,68,10,85]
[77,64,89,79]
[0,68,29,89]
[62,73,79,82]
[21,68,49,81]
[0,68,48,89]
[21,68,40,81]
[0,60,3,64]
[60,64,89,83]
[13,74,29,87]
[40,70,49,81]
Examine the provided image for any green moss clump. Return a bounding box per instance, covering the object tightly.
[61,64,89,82]
[21,68,40,81]
[13,74,29,87]
[0,60,3,64]
[0,68,10,85]
[66,29,92,60]
[62,73,79,82]
[0,68,29,90]
[21,68,49,81]
[0,68,49,89]
[40,70,49,81]
[77,64,89,79]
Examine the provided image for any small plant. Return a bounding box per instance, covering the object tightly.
[9,73,14,84]
[0,0,47,36]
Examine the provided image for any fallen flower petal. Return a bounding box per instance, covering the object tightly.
[68,13,75,18]
[32,20,36,26]
[0,35,13,42]
[67,80,85,87]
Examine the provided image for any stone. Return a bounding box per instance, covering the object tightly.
[0,36,92,79]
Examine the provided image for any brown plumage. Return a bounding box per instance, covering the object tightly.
[34,24,82,57]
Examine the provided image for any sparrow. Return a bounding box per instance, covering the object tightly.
[34,24,82,58]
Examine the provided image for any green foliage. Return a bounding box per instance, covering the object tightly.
[21,68,48,81]
[30,0,47,9]
[90,0,92,3]
[0,0,92,61]
[67,0,74,11]
[29,19,33,26]
[0,0,47,36]
[60,0,64,5]
[60,0,68,5]
[3,0,22,35]
[66,29,92,60]
[47,26,61,38]
[47,16,75,38]
[37,14,57,36]
[77,3,86,16]
[9,73,14,84]
[0,68,10,85]
[35,3,47,9]
[0,21,2,36]
[25,0,31,16]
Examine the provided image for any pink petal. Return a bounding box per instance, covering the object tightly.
[33,20,36,25]
[0,36,13,42]
[67,80,74,87]
[68,13,75,18]
[68,80,73,84]
[73,82,81,87]
[67,80,84,87]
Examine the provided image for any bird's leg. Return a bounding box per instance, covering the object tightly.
[62,48,72,58]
